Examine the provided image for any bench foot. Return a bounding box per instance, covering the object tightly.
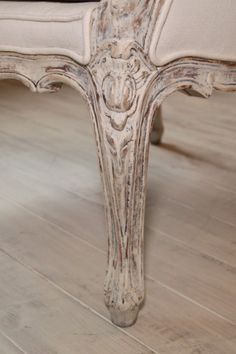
[109,306,140,328]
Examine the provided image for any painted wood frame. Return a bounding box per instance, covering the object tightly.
[0,0,236,327]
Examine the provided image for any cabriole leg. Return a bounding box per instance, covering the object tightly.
[89,103,152,327]
[88,48,156,326]
[95,111,151,326]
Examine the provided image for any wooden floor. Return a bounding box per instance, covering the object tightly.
[0,80,235,354]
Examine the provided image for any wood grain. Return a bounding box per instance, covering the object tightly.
[0,81,235,353]
[0,247,154,354]
[0,331,26,354]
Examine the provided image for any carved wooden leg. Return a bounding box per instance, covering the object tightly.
[101,122,147,327]
[90,107,151,327]
[151,106,164,145]
[87,48,156,327]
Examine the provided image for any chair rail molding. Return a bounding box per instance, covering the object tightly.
[0,0,235,327]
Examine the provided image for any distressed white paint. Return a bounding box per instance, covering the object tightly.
[0,0,235,327]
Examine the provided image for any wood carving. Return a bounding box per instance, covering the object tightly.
[0,0,235,328]
[87,0,163,327]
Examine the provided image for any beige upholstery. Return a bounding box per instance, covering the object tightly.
[150,0,236,66]
[0,0,235,67]
[0,1,97,64]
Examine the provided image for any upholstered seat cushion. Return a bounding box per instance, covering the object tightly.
[0,1,97,64]
[150,0,236,66]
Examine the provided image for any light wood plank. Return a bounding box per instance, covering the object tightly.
[1,81,236,194]
[0,132,234,265]
[0,80,236,353]
[153,90,236,191]
[0,249,154,354]
[0,163,235,322]
[146,200,236,267]
[0,331,26,354]
[0,196,235,354]
[0,130,235,267]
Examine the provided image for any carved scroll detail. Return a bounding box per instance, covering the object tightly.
[0,53,91,99]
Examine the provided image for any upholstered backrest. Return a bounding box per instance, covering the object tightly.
[150,0,236,66]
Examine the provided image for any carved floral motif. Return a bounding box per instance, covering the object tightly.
[89,43,155,132]
[102,72,136,112]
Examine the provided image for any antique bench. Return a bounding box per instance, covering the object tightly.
[0,0,235,327]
